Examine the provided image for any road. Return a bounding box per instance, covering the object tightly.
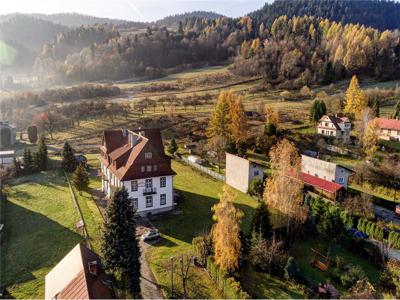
[374,204,400,225]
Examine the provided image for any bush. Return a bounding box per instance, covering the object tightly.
[300,85,311,97]
[206,257,249,299]
[340,265,366,289]
[284,257,298,281]
[335,256,345,270]
[192,235,212,266]
[27,125,38,143]
[248,177,264,200]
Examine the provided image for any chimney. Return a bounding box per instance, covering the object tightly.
[88,261,98,276]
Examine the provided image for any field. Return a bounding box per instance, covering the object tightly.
[2,170,83,298]
[146,160,303,299]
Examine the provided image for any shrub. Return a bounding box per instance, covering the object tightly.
[340,265,366,289]
[206,257,249,299]
[280,90,292,99]
[335,256,345,270]
[27,125,38,143]
[300,85,311,97]
[192,235,212,266]
[248,177,264,199]
[284,257,298,281]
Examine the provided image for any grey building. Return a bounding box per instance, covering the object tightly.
[0,122,16,150]
[225,153,264,193]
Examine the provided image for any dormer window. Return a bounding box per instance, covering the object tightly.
[145,152,153,159]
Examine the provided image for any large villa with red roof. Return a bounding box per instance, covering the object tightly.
[376,117,400,142]
[100,128,176,215]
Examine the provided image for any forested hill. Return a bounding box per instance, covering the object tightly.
[250,0,400,30]
[29,13,128,27]
[156,11,224,27]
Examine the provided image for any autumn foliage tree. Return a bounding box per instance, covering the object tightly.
[264,139,306,235]
[229,95,248,147]
[208,91,235,139]
[344,75,368,119]
[211,185,243,274]
[363,119,380,160]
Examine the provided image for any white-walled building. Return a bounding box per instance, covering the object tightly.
[317,115,351,139]
[301,154,353,189]
[376,118,400,142]
[225,153,264,193]
[100,128,176,215]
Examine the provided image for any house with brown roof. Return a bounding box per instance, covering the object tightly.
[376,117,400,142]
[317,115,351,139]
[45,243,113,300]
[100,128,176,215]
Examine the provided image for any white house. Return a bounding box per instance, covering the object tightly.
[317,115,351,139]
[0,150,15,166]
[301,154,353,189]
[225,153,264,193]
[100,128,176,215]
[376,118,400,142]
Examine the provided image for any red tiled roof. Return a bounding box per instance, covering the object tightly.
[376,118,400,131]
[100,128,176,181]
[300,172,344,194]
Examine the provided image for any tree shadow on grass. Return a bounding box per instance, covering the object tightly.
[152,189,256,245]
[1,201,83,297]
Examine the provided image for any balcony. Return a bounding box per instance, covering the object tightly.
[143,187,157,195]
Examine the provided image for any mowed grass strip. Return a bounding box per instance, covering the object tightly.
[2,170,83,299]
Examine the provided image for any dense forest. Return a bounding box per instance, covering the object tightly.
[155,11,224,27]
[250,0,400,31]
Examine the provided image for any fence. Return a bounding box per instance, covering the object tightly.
[180,157,226,181]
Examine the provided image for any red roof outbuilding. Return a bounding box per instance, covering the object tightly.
[300,172,344,194]
[376,118,400,131]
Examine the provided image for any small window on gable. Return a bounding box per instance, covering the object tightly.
[153,165,158,171]
[141,166,145,172]
[146,165,152,172]
[145,152,152,159]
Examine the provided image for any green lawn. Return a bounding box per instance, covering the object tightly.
[2,170,83,299]
[147,161,298,298]
[292,235,380,290]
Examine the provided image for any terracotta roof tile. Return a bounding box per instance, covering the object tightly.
[376,118,400,131]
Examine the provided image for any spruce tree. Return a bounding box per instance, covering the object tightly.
[102,187,141,297]
[37,136,48,171]
[393,100,400,119]
[72,164,89,195]
[309,100,327,122]
[23,148,33,174]
[167,138,178,154]
[250,202,272,240]
[62,142,77,173]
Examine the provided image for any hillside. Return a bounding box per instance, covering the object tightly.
[156,11,224,26]
[250,0,400,30]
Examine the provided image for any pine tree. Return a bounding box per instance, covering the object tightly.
[167,138,178,154]
[251,202,273,240]
[309,100,327,122]
[344,75,367,119]
[37,136,48,171]
[62,142,77,173]
[73,164,89,195]
[371,99,380,117]
[102,187,141,297]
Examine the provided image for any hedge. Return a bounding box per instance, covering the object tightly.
[206,256,249,299]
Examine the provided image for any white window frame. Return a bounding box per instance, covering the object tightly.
[146,165,152,172]
[146,196,153,208]
[145,178,153,188]
[145,152,153,159]
[132,198,138,209]
[160,176,166,188]
[141,166,145,172]
[131,180,138,192]
[160,194,166,206]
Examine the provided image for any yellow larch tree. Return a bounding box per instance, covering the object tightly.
[207,90,235,139]
[229,95,247,146]
[344,75,368,119]
[211,185,243,273]
[363,119,380,160]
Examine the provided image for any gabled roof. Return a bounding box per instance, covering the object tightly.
[300,172,344,193]
[45,243,113,300]
[376,118,400,131]
[319,114,350,130]
[100,128,176,181]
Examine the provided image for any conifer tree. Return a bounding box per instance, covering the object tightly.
[393,100,400,119]
[309,100,327,122]
[251,202,273,240]
[37,136,48,171]
[208,91,234,139]
[344,75,367,119]
[284,257,297,281]
[23,148,33,174]
[167,138,178,154]
[62,142,77,173]
[72,164,89,195]
[229,96,247,147]
[212,185,243,273]
[27,125,38,144]
[371,98,380,117]
[102,187,141,297]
